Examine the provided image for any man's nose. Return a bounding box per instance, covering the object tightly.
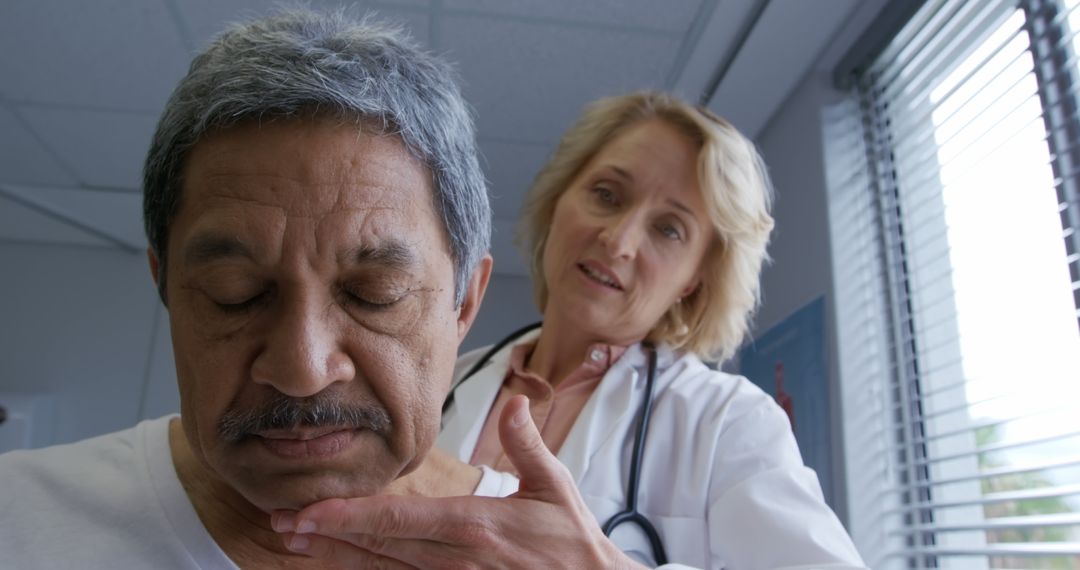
[599,213,643,260]
[250,295,355,397]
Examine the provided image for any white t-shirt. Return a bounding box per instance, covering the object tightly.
[0,416,514,569]
[0,416,237,569]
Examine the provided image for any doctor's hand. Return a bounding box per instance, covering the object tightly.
[271,395,649,570]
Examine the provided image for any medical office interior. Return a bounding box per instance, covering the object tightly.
[0,0,1077,567]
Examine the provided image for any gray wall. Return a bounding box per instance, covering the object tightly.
[462,273,541,352]
[755,72,839,335]
[751,69,851,522]
[0,243,171,445]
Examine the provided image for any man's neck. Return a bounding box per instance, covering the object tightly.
[167,419,336,569]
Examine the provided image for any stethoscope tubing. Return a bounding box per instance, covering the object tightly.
[443,322,669,565]
[601,344,668,565]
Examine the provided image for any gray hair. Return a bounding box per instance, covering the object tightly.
[143,9,490,306]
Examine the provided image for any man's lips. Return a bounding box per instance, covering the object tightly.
[253,427,358,459]
[257,426,350,441]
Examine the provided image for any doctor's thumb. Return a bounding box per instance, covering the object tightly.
[498,395,570,496]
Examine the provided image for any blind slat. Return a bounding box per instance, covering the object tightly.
[887,453,1080,491]
[883,482,1080,514]
[886,542,1080,557]
[889,512,1080,534]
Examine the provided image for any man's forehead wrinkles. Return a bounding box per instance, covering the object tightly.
[202,173,381,193]
[194,189,402,220]
[203,195,278,211]
[183,233,254,265]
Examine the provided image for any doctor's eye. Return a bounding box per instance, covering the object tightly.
[590,184,619,204]
[657,223,684,242]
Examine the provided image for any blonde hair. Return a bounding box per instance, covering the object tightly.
[518,92,774,362]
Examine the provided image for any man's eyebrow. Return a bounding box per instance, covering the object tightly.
[183,234,254,265]
[343,241,417,269]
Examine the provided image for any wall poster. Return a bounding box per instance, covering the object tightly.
[737,296,833,505]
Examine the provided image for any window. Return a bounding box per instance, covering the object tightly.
[827,0,1080,567]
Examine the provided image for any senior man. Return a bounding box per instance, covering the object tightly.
[0,10,503,568]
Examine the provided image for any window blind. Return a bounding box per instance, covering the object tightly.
[827,0,1080,568]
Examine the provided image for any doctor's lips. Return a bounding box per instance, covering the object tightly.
[217,394,392,447]
[578,261,624,290]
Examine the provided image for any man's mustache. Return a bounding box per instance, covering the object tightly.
[217,391,392,443]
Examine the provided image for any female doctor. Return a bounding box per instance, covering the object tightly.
[276,92,867,569]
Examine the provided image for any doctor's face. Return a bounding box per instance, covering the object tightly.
[541,119,713,345]
[156,118,478,511]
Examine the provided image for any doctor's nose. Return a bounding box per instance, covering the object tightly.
[250,295,355,397]
[599,214,644,260]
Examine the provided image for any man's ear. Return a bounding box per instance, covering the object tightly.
[456,254,493,343]
[148,247,161,288]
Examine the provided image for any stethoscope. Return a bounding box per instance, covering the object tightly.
[442,322,669,566]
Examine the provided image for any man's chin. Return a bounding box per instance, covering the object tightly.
[220,438,404,510]
[236,469,396,512]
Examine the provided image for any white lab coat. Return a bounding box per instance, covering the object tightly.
[439,329,867,570]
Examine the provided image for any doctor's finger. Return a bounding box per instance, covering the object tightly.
[318,531,502,570]
[305,496,637,569]
[296,495,496,541]
[282,532,418,570]
[498,394,576,497]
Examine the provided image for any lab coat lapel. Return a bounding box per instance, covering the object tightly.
[557,344,647,482]
[438,341,519,462]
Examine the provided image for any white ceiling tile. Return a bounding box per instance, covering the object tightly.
[17,107,158,190]
[57,187,145,249]
[706,0,860,139]
[814,0,891,73]
[174,0,431,51]
[445,16,681,142]
[0,106,79,187]
[371,0,432,8]
[0,0,190,111]
[0,191,113,248]
[0,0,886,262]
[443,0,702,33]
[478,138,550,219]
[670,0,757,101]
[2,185,145,250]
[373,7,432,47]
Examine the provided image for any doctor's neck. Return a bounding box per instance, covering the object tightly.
[527,313,641,388]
